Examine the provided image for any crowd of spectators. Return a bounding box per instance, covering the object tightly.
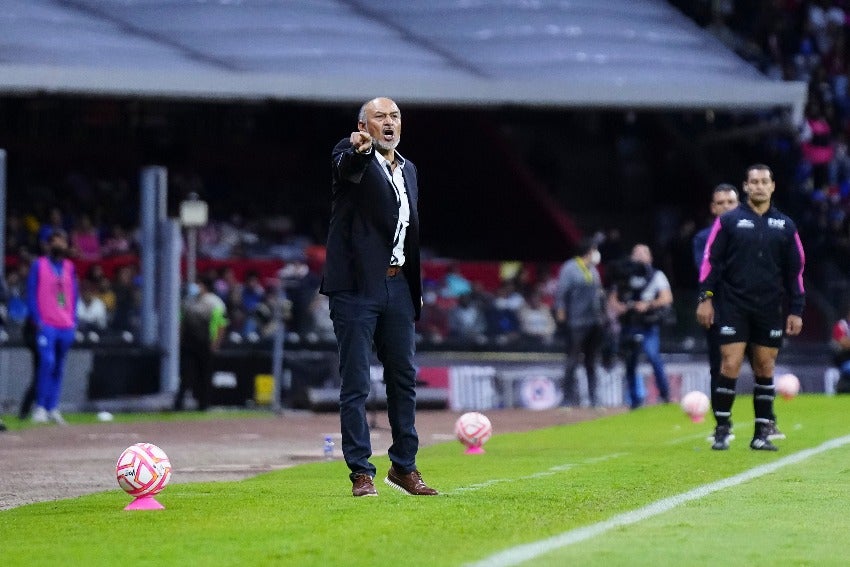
[662,0,850,318]
[5,200,576,349]
[2,204,577,351]
[5,2,850,348]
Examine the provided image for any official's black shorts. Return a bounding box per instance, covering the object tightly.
[714,301,784,348]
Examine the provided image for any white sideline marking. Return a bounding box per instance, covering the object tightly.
[443,453,626,496]
[466,434,850,567]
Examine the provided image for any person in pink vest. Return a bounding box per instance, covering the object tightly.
[26,229,78,425]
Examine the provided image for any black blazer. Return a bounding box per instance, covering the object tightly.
[320,138,422,320]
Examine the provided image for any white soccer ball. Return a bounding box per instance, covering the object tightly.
[454,412,493,449]
[116,443,172,498]
[776,373,801,400]
[680,390,710,422]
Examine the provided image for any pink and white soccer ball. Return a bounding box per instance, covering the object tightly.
[116,443,172,498]
[776,373,801,400]
[680,390,710,422]
[455,412,493,448]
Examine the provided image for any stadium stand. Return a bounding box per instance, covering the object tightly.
[1,2,845,413]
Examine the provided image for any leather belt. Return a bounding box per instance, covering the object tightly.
[386,266,402,277]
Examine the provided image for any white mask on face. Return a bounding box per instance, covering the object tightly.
[590,249,601,266]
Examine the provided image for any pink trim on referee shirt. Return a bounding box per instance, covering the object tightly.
[698,217,722,283]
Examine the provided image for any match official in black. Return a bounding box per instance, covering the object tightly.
[697,164,805,451]
[321,97,438,497]
[692,185,738,397]
[693,183,784,441]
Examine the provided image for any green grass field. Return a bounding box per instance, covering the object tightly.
[3,395,850,566]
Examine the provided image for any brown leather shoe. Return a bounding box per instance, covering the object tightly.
[351,474,378,497]
[384,466,438,496]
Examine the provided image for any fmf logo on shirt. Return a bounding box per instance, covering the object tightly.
[770,329,782,338]
[768,218,786,229]
[720,326,736,336]
[736,219,754,229]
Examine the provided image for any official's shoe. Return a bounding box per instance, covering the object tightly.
[31,406,49,424]
[48,410,68,426]
[765,420,785,440]
[384,466,439,496]
[351,474,378,497]
[0,420,6,432]
[706,421,735,442]
[750,425,778,451]
[711,424,733,450]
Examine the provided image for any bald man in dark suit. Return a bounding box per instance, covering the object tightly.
[321,97,437,497]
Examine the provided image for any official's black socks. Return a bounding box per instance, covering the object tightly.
[754,376,776,424]
[712,374,737,426]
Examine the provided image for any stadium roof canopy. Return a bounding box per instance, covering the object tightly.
[0,0,807,116]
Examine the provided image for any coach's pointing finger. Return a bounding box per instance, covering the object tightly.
[350,131,372,154]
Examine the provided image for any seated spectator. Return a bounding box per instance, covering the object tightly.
[831,308,850,393]
[807,0,844,57]
[304,293,336,343]
[416,283,449,344]
[6,211,35,255]
[101,224,133,257]
[447,292,487,344]
[829,134,850,186]
[441,263,472,298]
[94,270,117,323]
[5,268,29,329]
[247,292,284,342]
[241,270,266,313]
[111,265,138,331]
[800,102,835,187]
[518,287,557,347]
[214,266,242,306]
[224,305,250,343]
[70,214,102,261]
[485,280,524,345]
[76,279,108,333]
[285,261,323,335]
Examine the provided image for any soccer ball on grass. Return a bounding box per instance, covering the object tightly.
[680,390,710,423]
[116,442,172,499]
[454,412,492,454]
[776,373,801,400]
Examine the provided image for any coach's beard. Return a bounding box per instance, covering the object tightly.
[374,137,399,152]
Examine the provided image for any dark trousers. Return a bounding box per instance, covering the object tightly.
[19,319,39,419]
[563,324,604,406]
[176,346,212,411]
[329,273,418,481]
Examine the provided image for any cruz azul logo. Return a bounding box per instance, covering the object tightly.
[736,219,755,229]
[767,218,786,229]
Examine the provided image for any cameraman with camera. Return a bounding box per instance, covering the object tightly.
[608,244,673,409]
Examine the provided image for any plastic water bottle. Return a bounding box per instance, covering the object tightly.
[323,435,335,460]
